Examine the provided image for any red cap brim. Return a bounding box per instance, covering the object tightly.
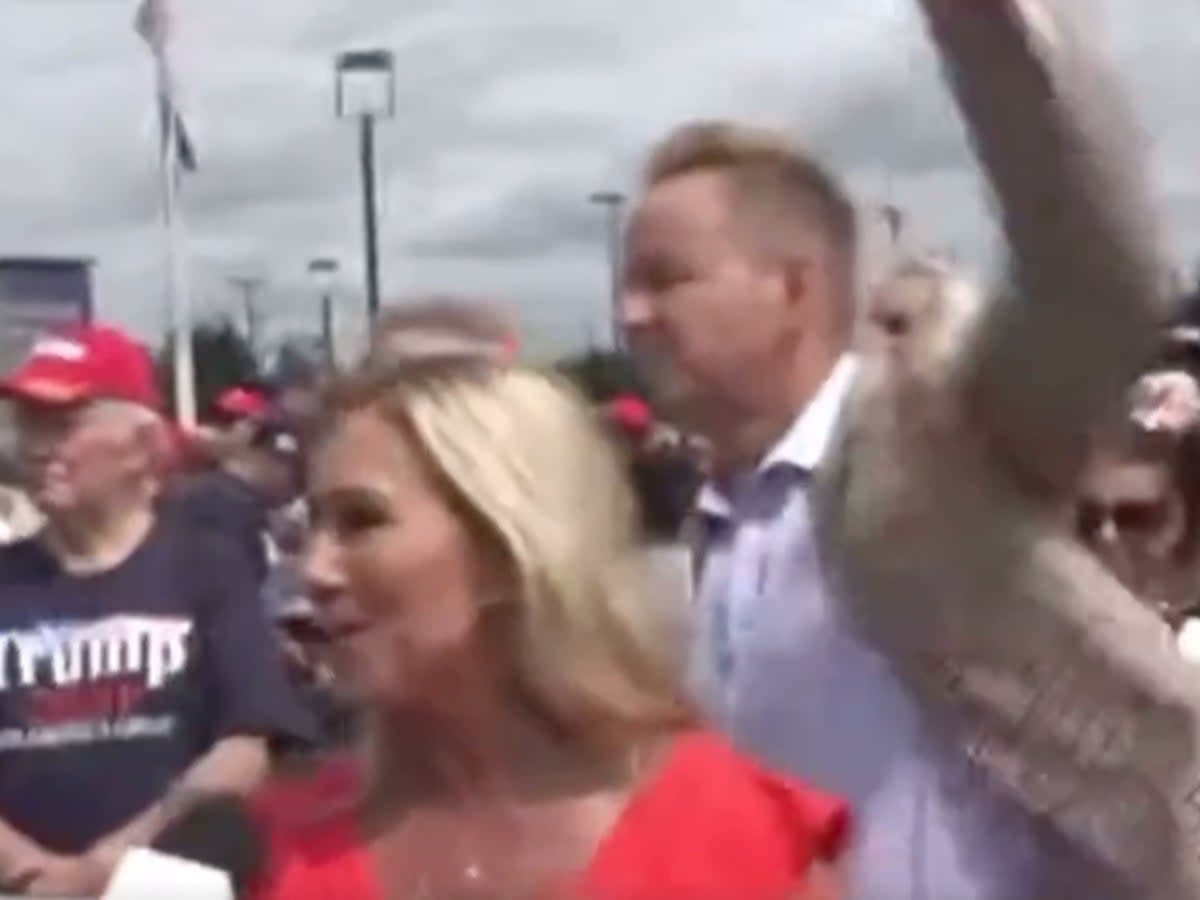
[0,372,92,406]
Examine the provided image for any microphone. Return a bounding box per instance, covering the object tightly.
[102,848,233,899]
[103,796,265,898]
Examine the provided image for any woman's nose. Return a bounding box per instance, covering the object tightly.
[301,531,345,603]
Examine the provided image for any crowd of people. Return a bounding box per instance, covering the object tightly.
[4,0,1200,897]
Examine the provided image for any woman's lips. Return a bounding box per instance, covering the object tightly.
[316,617,369,642]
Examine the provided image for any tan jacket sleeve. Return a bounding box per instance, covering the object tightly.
[901,2,1196,894]
[817,4,1200,897]
[919,0,1170,495]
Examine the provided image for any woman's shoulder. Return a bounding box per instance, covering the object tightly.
[648,730,847,853]
[581,731,849,899]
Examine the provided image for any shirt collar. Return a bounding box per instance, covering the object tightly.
[761,353,858,473]
[698,354,858,519]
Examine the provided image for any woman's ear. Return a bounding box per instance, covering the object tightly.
[471,532,519,615]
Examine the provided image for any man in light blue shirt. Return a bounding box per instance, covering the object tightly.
[620,1,1169,895]
[691,354,1047,898]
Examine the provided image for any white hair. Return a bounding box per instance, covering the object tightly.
[89,399,163,430]
[87,400,171,481]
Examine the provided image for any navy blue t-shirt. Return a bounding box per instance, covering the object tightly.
[0,518,312,853]
[162,470,272,585]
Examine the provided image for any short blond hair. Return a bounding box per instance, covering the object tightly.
[645,120,857,287]
[323,343,692,751]
[367,298,519,367]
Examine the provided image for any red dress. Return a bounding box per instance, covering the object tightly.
[250,732,849,900]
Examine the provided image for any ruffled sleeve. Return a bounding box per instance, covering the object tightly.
[577,731,849,900]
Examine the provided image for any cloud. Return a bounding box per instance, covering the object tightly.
[0,0,1198,362]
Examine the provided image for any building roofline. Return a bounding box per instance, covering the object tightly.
[0,256,96,269]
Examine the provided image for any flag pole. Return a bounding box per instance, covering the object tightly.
[156,62,196,427]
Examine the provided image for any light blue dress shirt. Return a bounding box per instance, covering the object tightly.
[694,356,1051,900]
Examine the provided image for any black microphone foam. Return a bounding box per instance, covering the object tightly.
[151,796,266,896]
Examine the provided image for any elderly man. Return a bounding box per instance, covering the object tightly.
[0,325,310,895]
[622,1,1197,897]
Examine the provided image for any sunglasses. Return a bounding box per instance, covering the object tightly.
[1077,498,1170,537]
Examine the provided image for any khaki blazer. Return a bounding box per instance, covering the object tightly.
[812,2,1200,896]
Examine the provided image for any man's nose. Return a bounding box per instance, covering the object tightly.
[619,285,654,336]
[1097,517,1122,547]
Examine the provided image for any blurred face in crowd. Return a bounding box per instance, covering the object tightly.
[15,400,155,519]
[621,171,811,432]
[1076,449,1186,605]
[276,385,320,436]
[865,274,939,359]
[304,408,495,709]
[242,444,300,505]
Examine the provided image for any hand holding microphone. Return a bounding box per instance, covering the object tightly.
[12,851,107,898]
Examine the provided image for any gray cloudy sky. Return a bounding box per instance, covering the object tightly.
[0,1,1197,358]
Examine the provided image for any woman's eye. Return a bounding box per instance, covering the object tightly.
[333,503,388,538]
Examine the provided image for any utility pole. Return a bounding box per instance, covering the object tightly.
[229,275,264,361]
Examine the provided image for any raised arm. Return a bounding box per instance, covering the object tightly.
[919,0,1169,493]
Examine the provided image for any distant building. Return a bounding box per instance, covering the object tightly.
[0,256,94,372]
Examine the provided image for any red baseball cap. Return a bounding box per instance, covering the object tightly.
[0,324,161,409]
[213,385,270,420]
[605,393,654,440]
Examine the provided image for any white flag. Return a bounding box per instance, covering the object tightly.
[134,0,197,172]
[133,0,169,51]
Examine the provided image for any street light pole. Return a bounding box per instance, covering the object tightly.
[588,190,625,350]
[359,115,381,323]
[335,49,395,329]
[229,275,264,361]
[321,294,334,365]
[308,258,339,367]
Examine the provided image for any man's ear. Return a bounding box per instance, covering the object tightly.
[133,419,172,477]
[779,254,810,314]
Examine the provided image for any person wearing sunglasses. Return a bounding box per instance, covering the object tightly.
[1075,417,1200,636]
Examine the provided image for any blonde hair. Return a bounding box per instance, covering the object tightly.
[645,120,857,296]
[324,333,692,748]
[869,256,983,341]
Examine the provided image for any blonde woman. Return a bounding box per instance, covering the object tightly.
[250,334,848,899]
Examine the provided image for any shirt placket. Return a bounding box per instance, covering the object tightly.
[723,476,783,711]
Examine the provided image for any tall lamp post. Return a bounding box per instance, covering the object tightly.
[308,258,339,366]
[229,275,264,363]
[335,49,395,325]
[588,190,625,349]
